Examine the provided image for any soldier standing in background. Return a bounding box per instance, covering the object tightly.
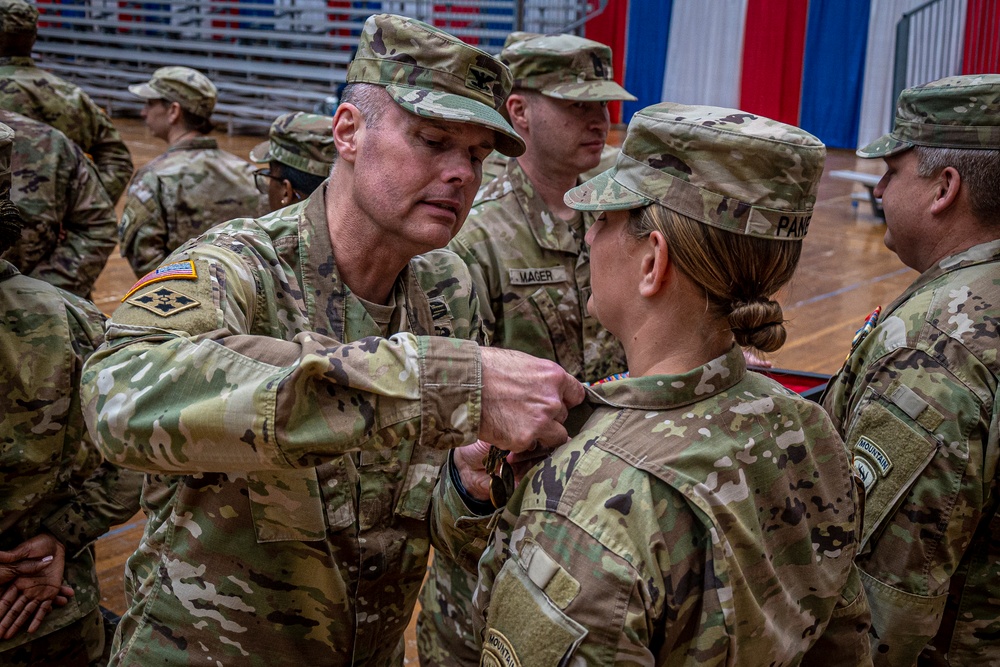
[249,111,337,213]
[472,102,872,666]
[0,0,133,203]
[82,14,583,666]
[0,122,144,667]
[0,109,116,298]
[119,66,264,278]
[821,74,1000,666]
[419,32,635,666]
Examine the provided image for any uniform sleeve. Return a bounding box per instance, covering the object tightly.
[26,141,117,297]
[81,245,483,475]
[801,564,874,667]
[831,345,993,665]
[119,171,169,278]
[79,94,134,203]
[41,292,143,555]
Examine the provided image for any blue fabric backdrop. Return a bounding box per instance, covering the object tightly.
[799,0,872,148]
[623,0,673,122]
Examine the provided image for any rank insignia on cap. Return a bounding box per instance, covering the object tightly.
[122,260,198,301]
[126,286,201,317]
[466,65,498,94]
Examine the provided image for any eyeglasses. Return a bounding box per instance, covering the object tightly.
[253,168,281,195]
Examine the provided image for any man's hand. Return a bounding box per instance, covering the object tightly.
[453,440,554,504]
[479,348,585,452]
[453,440,493,502]
[0,534,73,639]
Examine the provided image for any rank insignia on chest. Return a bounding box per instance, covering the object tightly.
[122,260,199,300]
[126,286,201,317]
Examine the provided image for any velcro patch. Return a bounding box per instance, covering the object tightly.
[122,260,198,300]
[482,629,521,667]
[508,266,567,286]
[125,287,201,317]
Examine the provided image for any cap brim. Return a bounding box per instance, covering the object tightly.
[128,82,161,100]
[249,141,271,164]
[857,133,912,158]
[564,167,653,211]
[543,81,637,102]
[385,84,525,158]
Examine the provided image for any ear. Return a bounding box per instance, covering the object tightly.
[280,178,297,205]
[167,101,183,124]
[638,230,670,298]
[930,166,961,215]
[506,93,530,134]
[332,103,363,164]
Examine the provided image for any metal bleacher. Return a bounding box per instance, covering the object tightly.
[33,0,605,134]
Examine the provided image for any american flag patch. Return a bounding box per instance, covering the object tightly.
[122,260,198,301]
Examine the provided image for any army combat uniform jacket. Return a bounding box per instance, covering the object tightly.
[450,158,626,381]
[119,136,264,278]
[823,239,1000,666]
[475,346,872,667]
[0,109,117,298]
[82,190,489,666]
[0,260,143,661]
[0,56,134,201]
[421,158,627,666]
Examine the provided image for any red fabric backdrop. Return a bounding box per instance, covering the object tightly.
[739,0,808,125]
[963,0,1000,74]
[584,0,630,124]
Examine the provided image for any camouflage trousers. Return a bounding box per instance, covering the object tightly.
[0,606,105,667]
[417,551,482,667]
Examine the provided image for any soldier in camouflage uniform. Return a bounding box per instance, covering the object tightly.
[0,122,144,666]
[0,0,133,202]
[81,14,584,666]
[0,109,117,298]
[419,33,635,666]
[250,111,337,212]
[119,66,264,278]
[469,103,873,666]
[821,75,1000,666]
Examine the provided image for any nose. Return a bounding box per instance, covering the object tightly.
[441,149,478,187]
[874,171,889,198]
[584,221,597,246]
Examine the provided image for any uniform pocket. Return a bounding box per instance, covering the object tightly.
[509,286,581,377]
[480,549,587,667]
[247,468,327,542]
[861,568,947,663]
[845,393,939,549]
[394,445,448,521]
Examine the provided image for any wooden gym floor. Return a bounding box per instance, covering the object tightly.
[91,118,914,663]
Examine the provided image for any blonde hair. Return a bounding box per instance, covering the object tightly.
[626,204,801,353]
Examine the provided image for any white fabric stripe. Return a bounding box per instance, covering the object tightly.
[661,0,748,108]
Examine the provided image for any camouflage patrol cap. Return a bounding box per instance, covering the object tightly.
[501,34,635,102]
[566,103,826,242]
[346,13,524,157]
[128,66,218,118]
[250,112,336,177]
[0,122,12,200]
[0,0,37,33]
[858,74,1000,158]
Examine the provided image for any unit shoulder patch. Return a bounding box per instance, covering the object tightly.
[482,628,521,667]
[126,286,201,317]
[123,260,199,300]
